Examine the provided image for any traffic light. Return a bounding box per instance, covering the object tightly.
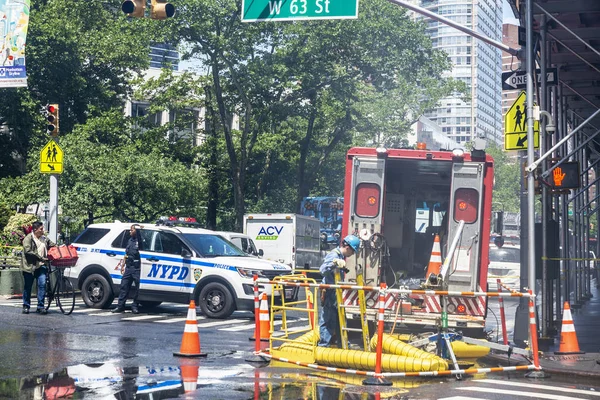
[548,162,580,190]
[150,0,175,20]
[122,0,145,18]
[46,104,59,136]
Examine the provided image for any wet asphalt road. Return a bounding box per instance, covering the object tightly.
[1,297,600,399]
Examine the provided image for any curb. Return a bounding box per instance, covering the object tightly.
[483,352,600,378]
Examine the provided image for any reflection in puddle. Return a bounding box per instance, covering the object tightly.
[249,370,424,400]
[0,362,188,399]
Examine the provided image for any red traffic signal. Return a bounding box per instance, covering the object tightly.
[151,0,175,20]
[122,0,145,18]
[46,104,59,136]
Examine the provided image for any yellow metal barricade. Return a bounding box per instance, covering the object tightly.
[270,274,319,354]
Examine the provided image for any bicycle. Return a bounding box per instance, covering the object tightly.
[44,261,76,315]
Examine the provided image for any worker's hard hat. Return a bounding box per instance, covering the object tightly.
[342,235,360,253]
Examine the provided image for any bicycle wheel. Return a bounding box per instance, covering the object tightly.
[57,276,75,315]
[44,269,56,311]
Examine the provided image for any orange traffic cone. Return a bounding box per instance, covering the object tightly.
[555,301,584,355]
[179,361,199,393]
[425,234,442,279]
[174,300,207,357]
[250,293,270,342]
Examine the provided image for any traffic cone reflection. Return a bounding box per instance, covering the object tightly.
[179,361,199,393]
[555,301,584,355]
[425,234,442,279]
[250,293,271,342]
[173,300,207,357]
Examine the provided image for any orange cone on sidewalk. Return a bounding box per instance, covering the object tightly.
[179,361,199,393]
[555,301,584,355]
[425,234,442,279]
[250,293,270,342]
[174,300,207,357]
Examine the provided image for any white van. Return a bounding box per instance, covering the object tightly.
[68,222,293,318]
[216,231,262,257]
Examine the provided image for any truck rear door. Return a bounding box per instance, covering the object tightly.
[447,162,485,293]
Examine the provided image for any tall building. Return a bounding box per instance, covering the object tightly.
[410,0,504,146]
[150,43,180,71]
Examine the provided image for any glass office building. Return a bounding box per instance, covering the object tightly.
[412,0,503,145]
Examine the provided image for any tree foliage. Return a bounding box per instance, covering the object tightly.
[1,0,463,235]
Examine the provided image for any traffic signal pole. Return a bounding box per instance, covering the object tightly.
[49,175,59,243]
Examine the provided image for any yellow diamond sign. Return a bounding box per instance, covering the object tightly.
[504,91,540,151]
[40,140,64,174]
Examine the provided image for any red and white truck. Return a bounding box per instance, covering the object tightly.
[341,144,495,336]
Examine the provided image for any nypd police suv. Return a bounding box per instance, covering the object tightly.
[67,221,293,318]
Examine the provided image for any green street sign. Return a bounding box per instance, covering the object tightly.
[242,0,359,22]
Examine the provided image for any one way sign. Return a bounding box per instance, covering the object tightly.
[502,68,558,90]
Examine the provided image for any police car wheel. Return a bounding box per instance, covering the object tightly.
[198,282,235,319]
[82,273,114,309]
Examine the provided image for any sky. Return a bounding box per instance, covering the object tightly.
[503,0,520,25]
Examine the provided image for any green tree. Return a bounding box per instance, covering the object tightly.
[172,0,459,227]
[0,0,156,178]
[486,143,521,212]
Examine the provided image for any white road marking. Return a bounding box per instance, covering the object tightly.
[71,308,101,313]
[438,397,485,400]
[121,315,163,321]
[459,387,588,400]
[155,317,190,324]
[219,318,309,332]
[196,319,250,328]
[474,379,600,397]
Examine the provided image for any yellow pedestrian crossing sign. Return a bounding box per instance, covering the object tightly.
[40,140,64,174]
[504,91,539,151]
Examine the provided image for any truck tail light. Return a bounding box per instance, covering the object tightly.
[355,183,380,218]
[453,188,478,223]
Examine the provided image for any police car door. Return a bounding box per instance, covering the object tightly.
[142,231,190,294]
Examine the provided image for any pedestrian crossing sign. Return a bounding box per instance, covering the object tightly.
[40,139,64,174]
[504,91,540,151]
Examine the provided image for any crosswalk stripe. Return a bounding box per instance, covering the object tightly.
[197,318,250,328]
[90,312,115,317]
[474,379,600,397]
[155,317,190,324]
[121,315,162,321]
[71,308,101,313]
[220,318,310,332]
[438,397,485,400]
[459,387,586,400]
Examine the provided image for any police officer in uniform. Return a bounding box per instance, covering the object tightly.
[318,234,360,347]
[112,224,143,314]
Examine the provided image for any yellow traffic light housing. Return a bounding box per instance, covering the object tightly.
[46,104,59,136]
[151,0,175,20]
[122,0,146,18]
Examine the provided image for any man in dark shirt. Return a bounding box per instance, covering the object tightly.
[112,224,142,314]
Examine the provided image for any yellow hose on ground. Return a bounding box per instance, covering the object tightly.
[279,343,447,372]
[370,334,439,360]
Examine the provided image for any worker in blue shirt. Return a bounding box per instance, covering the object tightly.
[318,235,360,347]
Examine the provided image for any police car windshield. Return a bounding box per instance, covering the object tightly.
[182,234,246,258]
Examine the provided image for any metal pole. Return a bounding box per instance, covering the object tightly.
[49,175,59,243]
[528,108,600,174]
[574,131,582,307]
[385,0,519,55]
[583,149,591,299]
[526,0,537,306]
[540,15,550,338]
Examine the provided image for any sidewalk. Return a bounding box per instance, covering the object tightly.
[487,280,600,377]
